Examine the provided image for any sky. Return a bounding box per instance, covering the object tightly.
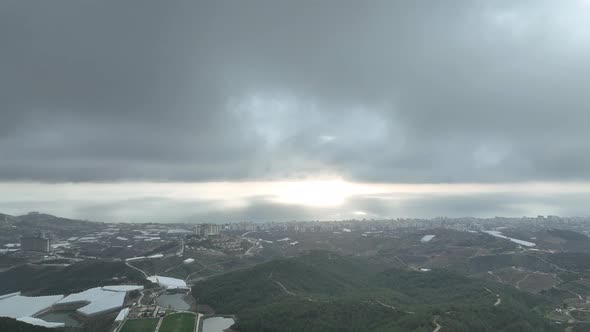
[2,0,590,222]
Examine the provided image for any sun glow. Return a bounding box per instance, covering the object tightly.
[271,180,356,207]
[4,181,590,219]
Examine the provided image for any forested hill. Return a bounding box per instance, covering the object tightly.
[193,251,558,332]
[0,317,63,332]
[0,260,145,296]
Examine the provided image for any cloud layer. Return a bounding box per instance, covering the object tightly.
[2,1,590,183]
[2,1,590,220]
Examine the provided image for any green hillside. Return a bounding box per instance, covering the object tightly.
[0,317,63,332]
[193,251,557,332]
[0,260,145,295]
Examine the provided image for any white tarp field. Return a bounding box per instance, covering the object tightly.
[0,292,65,328]
[483,231,536,247]
[56,285,143,316]
[148,275,188,290]
[17,316,65,328]
[0,293,64,319]
[421,235,436,243]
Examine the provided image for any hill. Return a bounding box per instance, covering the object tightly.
[0,260,145,296]
[0,317,62,332]
[0,213,15,222]
[193,251,558,332]
[13,212,101,234]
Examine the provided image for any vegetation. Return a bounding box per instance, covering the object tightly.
[544,252,590,271]
[0,317,63,332]
[461,253,554,274]
[159,313,196,332]
[547,229,589,241]
[193,251,558,332]
[120,318,159,332]
[0,255,24,268]
[142,241,178,257]
[0,260,145,295]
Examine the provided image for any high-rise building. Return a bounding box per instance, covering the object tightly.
[194,224,220,237]
[194,224,203,236]
[21,233,51,253]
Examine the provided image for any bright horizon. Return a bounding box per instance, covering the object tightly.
[3,1,590,221]
[2,180,590,222]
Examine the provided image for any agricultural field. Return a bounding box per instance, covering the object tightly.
[120,318,159,332]
[517,272,560,293]
[159,313,196,332]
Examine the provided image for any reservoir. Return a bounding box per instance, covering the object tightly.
[156,293,192,311]
[203,317,235,332]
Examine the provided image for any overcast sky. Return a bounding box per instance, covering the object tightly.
[2,1,590,222]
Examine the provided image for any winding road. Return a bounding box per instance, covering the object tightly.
[375,300,396,310]
[432,316,441,332]
[484,287,502,306]
[272,279,296,296]
[126,261,149,278]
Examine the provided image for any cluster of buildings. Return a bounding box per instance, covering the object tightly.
[207,216,590,237]
[128,305,166,319]
[194,224,220,237]
[209,236,243,254]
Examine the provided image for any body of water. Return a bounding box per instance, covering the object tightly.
[203,317,235,332]
[38,310,83,327]
[156,293,191,310]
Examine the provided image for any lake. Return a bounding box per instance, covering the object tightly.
[156,293,192,310]
[203,317,235,332]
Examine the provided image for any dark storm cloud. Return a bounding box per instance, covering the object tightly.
[2,0,590,182]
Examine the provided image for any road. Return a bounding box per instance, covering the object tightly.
[244,240,260,256]
[126,261,149,278]
[184,259,233,282]
[195,313,203,332]
[177,238,185,256]
[524,253,574,273]
[271,279,296,296]
[432,316,441,332]
[268,272,331,303]
[375,300,396,310]
[394,255,408,267]
[241,231,255,237]
[484,287,501,306]
[137,290,145,305]
[153,317,164,332]
[556,287,590,304]
[494,297,502,306]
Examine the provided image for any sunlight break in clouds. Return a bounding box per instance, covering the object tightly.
[3,181,590,222]
[271,180,363,207]
[4,1,590,221]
